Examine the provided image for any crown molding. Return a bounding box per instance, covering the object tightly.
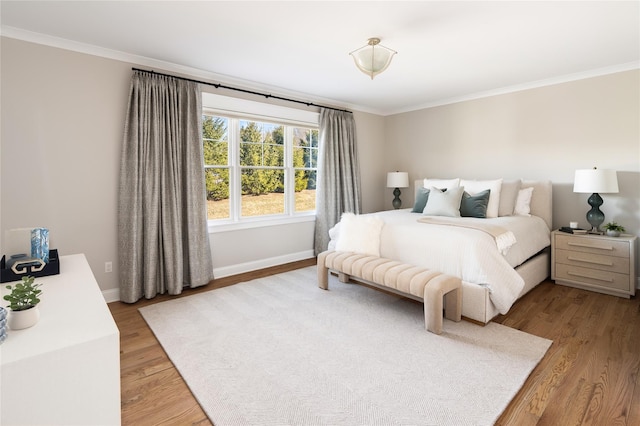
[3,26,637,117]
[388,61,640,116]
[1,26,358,113]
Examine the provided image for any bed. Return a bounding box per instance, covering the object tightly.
[327,178,553,324]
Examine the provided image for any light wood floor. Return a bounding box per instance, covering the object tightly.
[109,260,640,425]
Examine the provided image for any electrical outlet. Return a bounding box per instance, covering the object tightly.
[105,261,113,273]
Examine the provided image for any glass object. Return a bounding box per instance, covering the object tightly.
[350,38,397,79]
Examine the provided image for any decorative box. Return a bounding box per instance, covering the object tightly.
[1,249,60,283]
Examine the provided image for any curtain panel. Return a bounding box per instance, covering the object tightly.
[314,109,362,255]
[118,71,213,303]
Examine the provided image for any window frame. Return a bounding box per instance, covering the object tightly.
[203,92,319,233]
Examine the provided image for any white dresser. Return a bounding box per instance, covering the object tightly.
[0,254,121,425]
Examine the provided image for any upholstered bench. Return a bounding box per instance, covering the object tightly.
[317,250,462,334]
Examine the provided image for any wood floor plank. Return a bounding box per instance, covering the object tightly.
[110,263,640,425]
[495,282,640,425]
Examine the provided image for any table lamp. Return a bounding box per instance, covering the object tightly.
[573,167,619,234]
[387,171,409,209]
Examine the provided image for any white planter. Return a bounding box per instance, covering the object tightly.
[606,230,621,237]
[8,306,40,330]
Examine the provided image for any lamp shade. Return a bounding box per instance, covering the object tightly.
[387,172,409,188]
[573,168,619,194]
[350,38,397,79]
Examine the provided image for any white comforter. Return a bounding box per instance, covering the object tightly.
[328,209,551,314]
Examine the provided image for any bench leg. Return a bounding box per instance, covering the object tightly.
[317,251,329,290]
[338,272,350,283]
[424,277,462,334]
[424,290,444,335]
[444,287,462,322]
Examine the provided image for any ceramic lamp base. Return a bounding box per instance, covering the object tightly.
[392,187,403,209]
[586,192,605,233]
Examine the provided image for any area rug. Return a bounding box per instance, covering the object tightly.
[139,266,551,426]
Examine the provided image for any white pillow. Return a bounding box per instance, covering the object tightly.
[423,178,460,191]
[460,179,503,218]
[335,212,384,256]
[422,186,465,217]
[514,187,534,216]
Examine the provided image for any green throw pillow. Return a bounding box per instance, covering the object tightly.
[460,189,491,218]
[411,187,431,213]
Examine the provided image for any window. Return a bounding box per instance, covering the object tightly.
[202,93,319,226]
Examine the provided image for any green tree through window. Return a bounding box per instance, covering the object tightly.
[203,116,229,201]
[203,113,317,221]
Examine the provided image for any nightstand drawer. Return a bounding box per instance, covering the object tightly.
[555,234,630,258]
[555,248,629,274]
[555,263,631,292]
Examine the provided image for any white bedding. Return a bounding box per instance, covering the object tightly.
[328,209,551,314]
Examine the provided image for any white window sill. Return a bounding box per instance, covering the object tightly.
[208,213,316,234]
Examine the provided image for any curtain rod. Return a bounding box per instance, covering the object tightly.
[131,67,352,114]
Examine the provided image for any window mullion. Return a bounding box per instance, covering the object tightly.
[285,126,294,215]
[230,118,241,222]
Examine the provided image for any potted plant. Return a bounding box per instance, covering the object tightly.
[603,222,625,237]
[3,275,42,330]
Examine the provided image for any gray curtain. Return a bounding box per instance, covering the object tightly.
[314,108,362,255]
[118,71,214,303]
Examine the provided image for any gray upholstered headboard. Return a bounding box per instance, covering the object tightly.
[414,179,553,230]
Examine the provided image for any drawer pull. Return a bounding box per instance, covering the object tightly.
[567,271,614,283]
[567,256,614,267]
[567,241,613,251]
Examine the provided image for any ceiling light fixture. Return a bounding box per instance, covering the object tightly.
[350,38,397,79]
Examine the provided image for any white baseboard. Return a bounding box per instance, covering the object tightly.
[102,250,316,303]
[102,288,120,304]
[213,250,315,279]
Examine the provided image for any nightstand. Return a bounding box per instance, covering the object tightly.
[551,230,637,298]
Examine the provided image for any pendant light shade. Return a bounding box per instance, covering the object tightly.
[350,38,397,79]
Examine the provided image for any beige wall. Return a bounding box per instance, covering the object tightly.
[354,110,387,213]
[2,36,638,296]
[0,37,387,297]
[1,38,129,297]
[384,70,640,283]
